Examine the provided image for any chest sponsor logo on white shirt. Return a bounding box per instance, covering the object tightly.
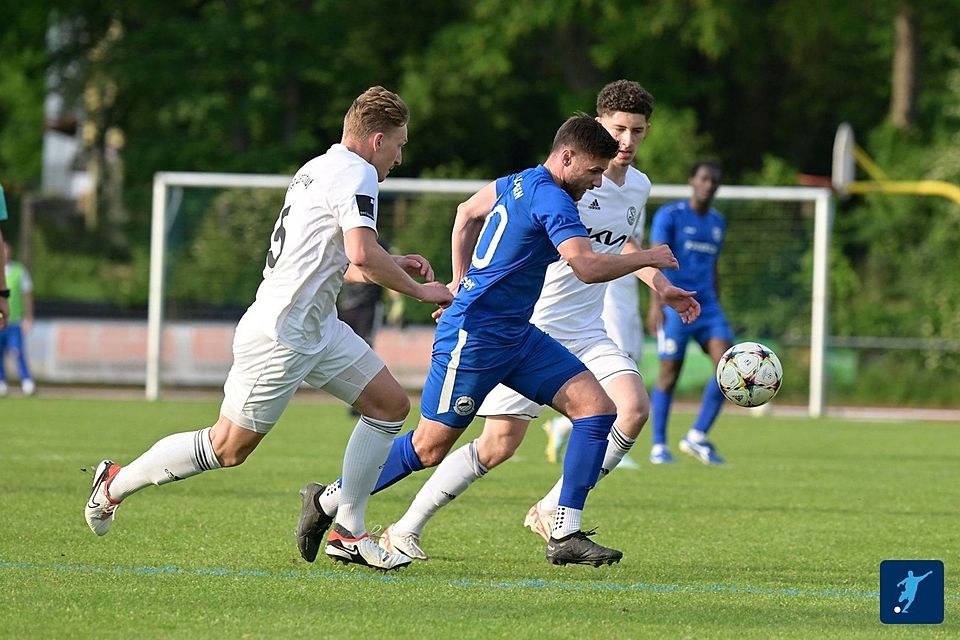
[587,198,601,211]
[627,206,638,225]
[585,227,629,247]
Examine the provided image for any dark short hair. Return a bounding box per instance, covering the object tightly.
[551,113,618,159]
[689,160,723,179]
[596,80,654,119]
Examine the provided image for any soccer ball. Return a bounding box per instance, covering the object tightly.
[715,342,783,407]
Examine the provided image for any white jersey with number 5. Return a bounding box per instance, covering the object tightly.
[530,167,651,341]
[241,144,379,354]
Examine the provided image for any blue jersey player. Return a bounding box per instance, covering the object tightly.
[647,161,734,465]
[298,115,680,567]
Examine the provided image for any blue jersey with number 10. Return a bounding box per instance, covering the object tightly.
[442,165,588,342]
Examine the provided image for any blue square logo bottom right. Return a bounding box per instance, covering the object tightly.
[880,560,944,624]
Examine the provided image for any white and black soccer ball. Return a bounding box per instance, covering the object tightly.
[715,341,783,408]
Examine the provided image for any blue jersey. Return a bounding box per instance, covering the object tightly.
[650,200,726,303]
[442,165,588,341]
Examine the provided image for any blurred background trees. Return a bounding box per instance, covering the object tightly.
[1,0,959,402]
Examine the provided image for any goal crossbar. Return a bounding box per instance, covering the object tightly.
[148,171,833,417]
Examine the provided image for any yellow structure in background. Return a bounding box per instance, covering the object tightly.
[833,123,960,205]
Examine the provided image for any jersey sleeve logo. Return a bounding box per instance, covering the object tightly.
[355,194,375,220]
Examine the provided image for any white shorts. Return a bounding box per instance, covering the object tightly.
[221,319,384,433]
[476,333,639,420]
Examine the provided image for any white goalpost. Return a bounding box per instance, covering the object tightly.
[147,172,833,417]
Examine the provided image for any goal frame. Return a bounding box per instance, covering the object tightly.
[148,172,834,416]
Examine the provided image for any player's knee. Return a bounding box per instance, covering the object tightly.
[361,392,410,423]
[384,394,411,422]
[616,404,649,437]
[584,395,617,417]
[215,446,250,468]
[483,442,518,468]
[656,373,678,392]
[416,445,447,468]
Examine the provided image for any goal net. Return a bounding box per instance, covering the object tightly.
[147,172,833,416]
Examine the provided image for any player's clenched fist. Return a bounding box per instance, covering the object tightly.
[418,281,453,307]
[643,244,678,270]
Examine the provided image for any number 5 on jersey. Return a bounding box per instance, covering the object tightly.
[266,205,291,268]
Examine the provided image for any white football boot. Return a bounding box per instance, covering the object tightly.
[325,524,412,571]
[85,460,123,535]
[523,500,557,542]
[379,524,428,561]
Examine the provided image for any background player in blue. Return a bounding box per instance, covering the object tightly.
[299,115,680,566]
[0,185,9,330]
[647,161,734,465]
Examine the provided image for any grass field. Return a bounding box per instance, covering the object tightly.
[1,396,957,638]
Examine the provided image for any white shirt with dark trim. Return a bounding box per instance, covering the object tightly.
[241,144,379,354]
[530,167,651,342]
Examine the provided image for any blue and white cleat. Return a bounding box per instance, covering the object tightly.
[679,437,725,465]
[649,446,676,465]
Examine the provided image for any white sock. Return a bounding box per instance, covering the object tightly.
[319,479,340,516]
[539,424,635,511]
[109,428,221,501]
[552,505,582,538]
[334,416,403,536]
[600,425,636,476]
[394,440,487,535]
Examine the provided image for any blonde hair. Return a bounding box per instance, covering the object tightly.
[343,86,409,140]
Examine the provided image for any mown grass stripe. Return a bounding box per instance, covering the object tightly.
[6,559,946,601]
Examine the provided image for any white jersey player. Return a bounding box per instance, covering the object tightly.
[375,81,701,560]
[83,86,452,571]
[601,217,646,363]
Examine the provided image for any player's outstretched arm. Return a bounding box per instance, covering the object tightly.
[344,227,452,307]
[451,182,497,287]
[558,236,678,285]
[624,239,700,324]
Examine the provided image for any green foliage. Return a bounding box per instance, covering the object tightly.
[4,1,960,406]
[28,227,151,307]
[388,194,460,324]
[634,108,712,183]
[167,189,278,308]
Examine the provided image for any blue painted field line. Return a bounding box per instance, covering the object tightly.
[7,559,954,601]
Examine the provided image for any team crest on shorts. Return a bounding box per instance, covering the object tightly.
[627,206,638,225]
[454,396,476,416]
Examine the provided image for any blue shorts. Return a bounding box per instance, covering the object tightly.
[421,321,588,428]
[656,299,733,360]
[0,324,24,355]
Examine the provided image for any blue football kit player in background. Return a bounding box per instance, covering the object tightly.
[647,161,734,465]
[300,114,681,566]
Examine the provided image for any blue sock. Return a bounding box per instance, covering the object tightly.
[650,388,673,446]
[691,379,726,435]
[558,414,616,510]
[367,431,424,494]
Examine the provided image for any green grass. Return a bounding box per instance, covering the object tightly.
[1,396,957,638]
